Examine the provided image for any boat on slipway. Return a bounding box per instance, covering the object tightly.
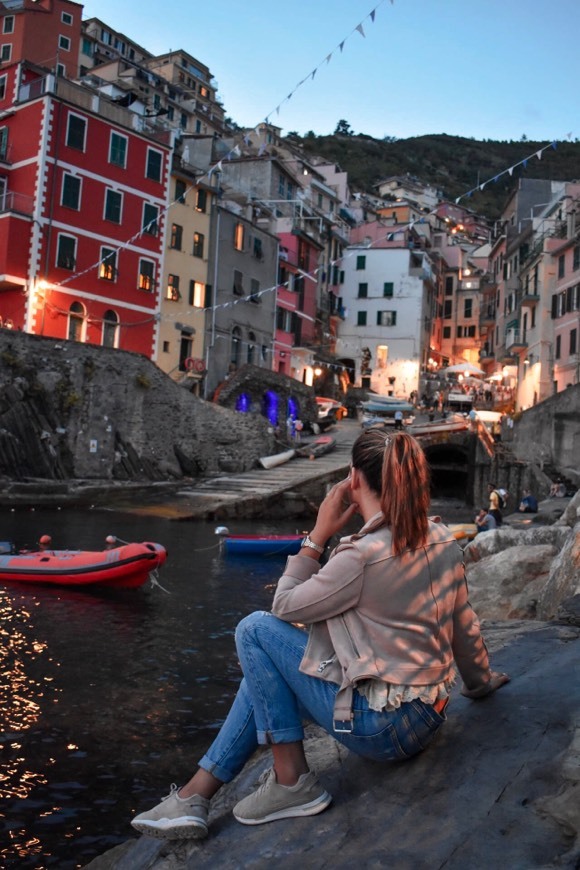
[259,435,336,469]
[0,540,167,588]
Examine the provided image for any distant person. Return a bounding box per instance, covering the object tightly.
[518,490,538,513]
[394,409,403,430]
[487,483,503,527]
[492,420,502,443]
[549,479,566,498]
[475,508,497,533]
[131,431,509,841]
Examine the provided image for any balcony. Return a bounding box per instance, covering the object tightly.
[0,191,34,217]
[480,305,496,326]
[479,346,495,360]
[517,287,540,308]
[505,325,527,353]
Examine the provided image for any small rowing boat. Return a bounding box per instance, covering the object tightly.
[0,540,167,588]
[217,531,304,556]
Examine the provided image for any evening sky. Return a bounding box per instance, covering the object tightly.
[80,0,579,144]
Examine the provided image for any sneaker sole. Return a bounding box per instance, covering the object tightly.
[131,818,208,840]
[233,790,332,826]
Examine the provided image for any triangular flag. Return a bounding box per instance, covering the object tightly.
[536,150,542,160]
[523,159,528,168]
[287,92,293,100]
[493,175,499,183]
[326,53,332,64]
[508,167,514,176]
[370,9,376,21]
[258,144,267,156]
[356,23,365,37]
[215,161,223,172]
[232,145,241,157]
[311,69,317,80]
[243,134,252,145]
[339,41,345,52]
[479,184,486,191]
[551,141,558,149]
[455,197,461,204]
[275,105,280,115]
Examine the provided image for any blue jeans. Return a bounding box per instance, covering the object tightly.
[199,612,447,783]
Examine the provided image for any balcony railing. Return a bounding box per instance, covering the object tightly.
[505,327,527,351]
[0,191,34,216]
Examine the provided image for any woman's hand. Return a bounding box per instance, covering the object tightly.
[309,477,359,545]
[461,670,510,699]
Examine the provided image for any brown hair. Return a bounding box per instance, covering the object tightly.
[351,429,430,555]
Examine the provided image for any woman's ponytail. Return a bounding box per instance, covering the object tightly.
[352,429,430,555]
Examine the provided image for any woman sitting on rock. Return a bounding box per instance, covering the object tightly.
[131,431,509,841]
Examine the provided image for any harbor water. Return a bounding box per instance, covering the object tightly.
[0,498,475,868]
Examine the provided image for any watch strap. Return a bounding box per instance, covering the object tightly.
[301,535,325,555]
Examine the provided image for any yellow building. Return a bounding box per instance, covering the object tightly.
[156,151,213,390]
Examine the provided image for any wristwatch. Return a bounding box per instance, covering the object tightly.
[301,535,325,555]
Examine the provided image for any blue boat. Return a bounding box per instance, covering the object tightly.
[220,534,304,556]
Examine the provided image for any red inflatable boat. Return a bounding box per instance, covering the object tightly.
[0,541,167,589]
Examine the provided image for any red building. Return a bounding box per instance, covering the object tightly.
[0,0,82,79]
[0,60,172,354]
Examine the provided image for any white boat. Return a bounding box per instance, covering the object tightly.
[258,448,296,470]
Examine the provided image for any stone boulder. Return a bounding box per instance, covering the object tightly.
[537,523,580,620]
[466,544,557,620]
[555,489,580,528]
[464,525,571,565]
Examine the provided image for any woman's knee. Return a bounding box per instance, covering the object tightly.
[235,610,271,644]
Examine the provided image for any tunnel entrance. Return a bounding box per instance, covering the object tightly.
[423,444,472,502]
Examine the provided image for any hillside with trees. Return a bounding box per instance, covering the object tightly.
[285,127,580,219]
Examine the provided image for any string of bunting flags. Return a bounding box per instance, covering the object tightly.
[455,135,573,203]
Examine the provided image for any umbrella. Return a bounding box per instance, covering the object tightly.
[462,376,484,387]
[443,363,485,376]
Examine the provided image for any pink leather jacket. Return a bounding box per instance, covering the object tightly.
[272,512,491,721]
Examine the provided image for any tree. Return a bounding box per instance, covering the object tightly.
[334,119,353,136]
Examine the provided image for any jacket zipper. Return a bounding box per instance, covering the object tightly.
[317,656,336,673]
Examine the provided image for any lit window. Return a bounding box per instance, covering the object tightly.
[138,260,155,291]
[377,310,397,326]
[99,247,117,281]
[170,223,183,250]
[193,232,204,258]
[167,274,181,301]
[234,222,244,251]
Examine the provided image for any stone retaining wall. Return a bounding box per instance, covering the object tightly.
[0,331,275,481]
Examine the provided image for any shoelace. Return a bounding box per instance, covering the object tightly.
[163,783,180,801]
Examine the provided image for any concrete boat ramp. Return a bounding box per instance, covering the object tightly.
[115,423,358,521]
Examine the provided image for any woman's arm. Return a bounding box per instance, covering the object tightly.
[272,545,364,624]
[452,571,510,697]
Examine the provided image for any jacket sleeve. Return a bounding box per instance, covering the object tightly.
[451,571,492,690]
[272,544,364,624]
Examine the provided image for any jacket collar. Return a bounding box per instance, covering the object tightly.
[350,510,385,540]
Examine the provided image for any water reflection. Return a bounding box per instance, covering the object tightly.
[0,509,285,868]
